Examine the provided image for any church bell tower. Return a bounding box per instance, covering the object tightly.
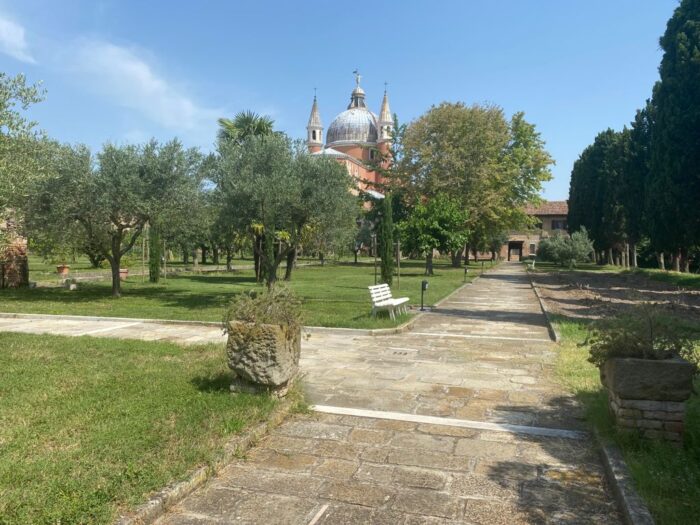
[306,93,323,153]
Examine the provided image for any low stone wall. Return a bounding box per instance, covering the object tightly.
[609,393,685,443]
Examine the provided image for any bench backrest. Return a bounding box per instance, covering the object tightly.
[368,284,393,304]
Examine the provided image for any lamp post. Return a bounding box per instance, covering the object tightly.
[420,280,429,311]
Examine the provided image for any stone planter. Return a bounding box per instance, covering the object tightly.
[226,320,300,397]
[601,357,695,443]
[56,264,70,276]
[119,268,129,281]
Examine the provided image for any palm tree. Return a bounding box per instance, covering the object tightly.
[217,110,274,145]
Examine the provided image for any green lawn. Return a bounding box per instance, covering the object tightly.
[527,261,625,273]
[552,315,700,525]
[628,267,700,289]
[2,260,489,329]
[0,332,277,525]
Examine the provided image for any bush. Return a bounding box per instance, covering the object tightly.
[537,227,593,268]
[223,285,303,332]
[586,303,699,373]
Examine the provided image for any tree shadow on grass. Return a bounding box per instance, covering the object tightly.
[191,372,232,393]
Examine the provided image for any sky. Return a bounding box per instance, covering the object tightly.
[0,0,678,200]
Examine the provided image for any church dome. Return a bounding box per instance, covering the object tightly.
[326,108,378,145]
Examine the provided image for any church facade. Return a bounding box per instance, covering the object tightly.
[306,74,392,196]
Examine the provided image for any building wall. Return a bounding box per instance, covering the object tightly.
[501,213,568,261]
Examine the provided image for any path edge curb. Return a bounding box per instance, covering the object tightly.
[0,267,493,339]
[594,429,655,525]
[524,270,653,523]
[526,270,561,342]
[114,394,297,525]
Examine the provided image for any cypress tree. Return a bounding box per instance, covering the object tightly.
[378,193,394,285]
[650,0,700,269]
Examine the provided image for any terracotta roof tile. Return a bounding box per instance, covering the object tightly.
[524,200,568,216]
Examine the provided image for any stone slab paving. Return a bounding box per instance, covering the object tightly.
[155,413,617,525]
[1,263,621,523]
[153,263,620,524]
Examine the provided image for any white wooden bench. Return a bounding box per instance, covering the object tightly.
[368,284,409,320]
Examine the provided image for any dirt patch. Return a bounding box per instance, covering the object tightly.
[530,269,700,324]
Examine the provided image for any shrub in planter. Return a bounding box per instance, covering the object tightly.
[223,286,303,397]
[587,304,699,443]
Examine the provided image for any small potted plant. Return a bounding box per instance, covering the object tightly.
[223,285,303,397]
[587,303,698,443]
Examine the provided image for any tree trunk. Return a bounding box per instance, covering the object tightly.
[463,242,469,266]
[182,245,189,265]
[254,235,262,283]
[680,247,690,273]
[226,248,233,271]
[148,224,161,283]
[110,259,121,297]
[354,250,358,265]
[109,234,122,297]
[450,250,461,268]
[212,246,219,266]
[425,252,434,276]
[657,252,665,270]
[284,247,297,281]
[607,248,614,265]
[319,253,325,266]
[631,243,638,268]
[200,245,207,265]
[672,250,681,272]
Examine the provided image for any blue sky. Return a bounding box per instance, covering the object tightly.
[0,0,677,200]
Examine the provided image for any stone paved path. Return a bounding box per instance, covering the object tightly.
[0,263,621,524]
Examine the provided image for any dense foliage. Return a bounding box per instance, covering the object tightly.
[569,0,700,272]
[223,285,303,332]
[397,103,553,265]
[536,228,594,268]
[587,303,699,374]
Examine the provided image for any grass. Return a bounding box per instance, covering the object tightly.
[2,259,491,329]
[0,332,276,525]
[627,267,700,289]
[551,316,700,524]
[527,261,624,273]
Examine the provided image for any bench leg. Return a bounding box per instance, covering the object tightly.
[390,308,395,320]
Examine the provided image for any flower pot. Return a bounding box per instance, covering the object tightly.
[226,320,301,397]
[56,264,70,276]
[601,357,695,443]
[119,268,129,281]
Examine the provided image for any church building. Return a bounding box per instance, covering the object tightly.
[306,73,393,196]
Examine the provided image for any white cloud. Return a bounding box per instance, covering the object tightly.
[72,40,218,140]
[0,14,36,63]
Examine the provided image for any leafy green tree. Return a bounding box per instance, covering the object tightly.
[622,102,653,267]
[142,140,202,282]
[399,194,469,275]
[401,103,552,265]
[0,73,46,214]
[218,135,356,286]
[29,141,199,297]
[650,0,700,271]
[568,129,627,264]
[378,193,394,285]
[537,228,594,268]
